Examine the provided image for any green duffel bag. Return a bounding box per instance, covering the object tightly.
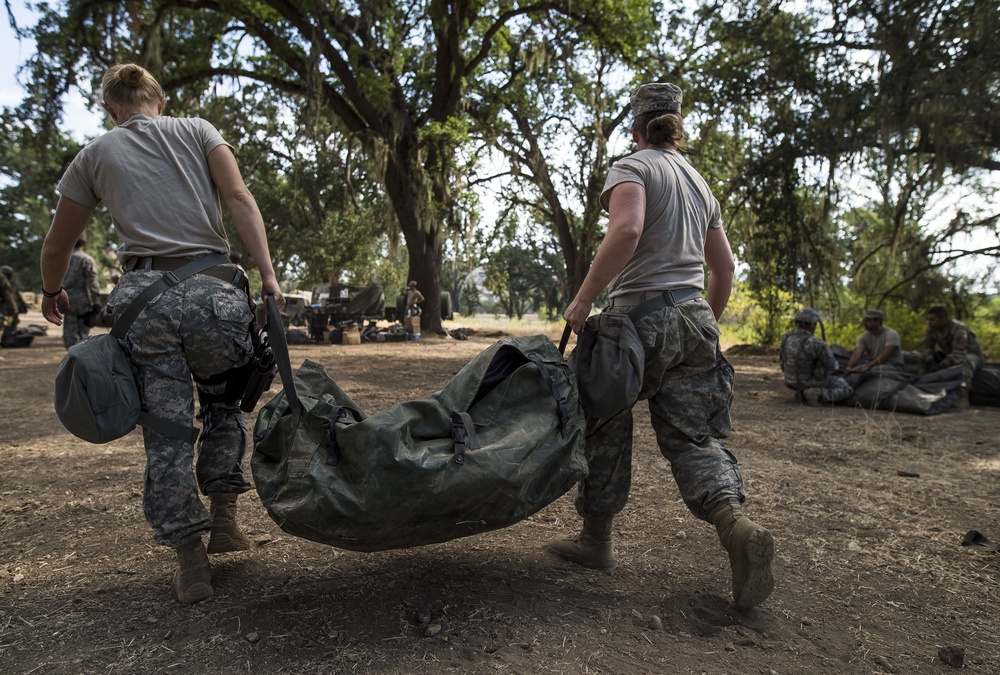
[251,298,587,552]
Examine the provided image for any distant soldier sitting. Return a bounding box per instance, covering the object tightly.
[845,308,904,375]
[920,306,984,406]
[779,308,853,405]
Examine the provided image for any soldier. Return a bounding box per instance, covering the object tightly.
[60,237,103,348]
[920,307,984,405]
[40,63,284,605]
[845,309,904,375]
[400,280,424,316]
[0,266,18,329]
[547,82,774,610]
[779,308,853,405]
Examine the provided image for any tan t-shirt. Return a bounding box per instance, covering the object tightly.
[600,148,722,296]
[57,115,233,261]
[856,327,905,366]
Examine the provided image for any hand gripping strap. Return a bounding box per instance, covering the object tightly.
[450,411,480,465]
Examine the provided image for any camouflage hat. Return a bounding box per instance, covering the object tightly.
[863,308,884,321]
[794,308,820,324]
[631,83,683,117]
[0,265,12,278]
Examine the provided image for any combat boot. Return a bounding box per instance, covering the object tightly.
[709,499,774,609]
[206,493,250,554]
[546,516,615,569]
[800,388,821,406]
[174,538,213,604]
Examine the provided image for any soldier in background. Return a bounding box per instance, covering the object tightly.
[60,237,102,348]
[0,266,18,329]
[779,308,853,405]
[400,280,424,316]
[920,306,984,406]
[845,308,904,374]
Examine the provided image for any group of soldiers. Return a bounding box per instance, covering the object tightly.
[779,306,986,408]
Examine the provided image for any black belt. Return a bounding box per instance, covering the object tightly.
[610,287,702,311]
[124,256,243,285]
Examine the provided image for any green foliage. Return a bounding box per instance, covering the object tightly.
[719,281,796,346]
[5,0,998,339]
[469,1,660,298]
[0,106,119,290]
[480,219,564,320]
[970,298,1000,360]
[459,281,481,317]
[692,0,999,340]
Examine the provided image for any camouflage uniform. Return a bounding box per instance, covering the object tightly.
[779,328,853,403]
[576,300,741,521]
[61,249,102,349]
[108,268,253,548]
[920,319,985,389]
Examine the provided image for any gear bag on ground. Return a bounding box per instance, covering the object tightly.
[251,297,588,551]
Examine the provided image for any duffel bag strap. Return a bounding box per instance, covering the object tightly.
[323,405,357,466]
[450,411,480,465]
[138,412,201,445]
[527,354,569,434]
[558,323,573,356]
[265,295,300,414]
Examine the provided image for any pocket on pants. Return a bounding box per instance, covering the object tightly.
[708,353,735,438]
[211,291,253,356]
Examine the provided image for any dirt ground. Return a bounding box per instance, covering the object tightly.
[2,311,998,675]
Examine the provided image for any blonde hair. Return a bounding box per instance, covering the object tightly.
[632,111,686,151]
[100,63,164,118]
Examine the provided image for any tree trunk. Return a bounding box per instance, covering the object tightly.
[384,155,445,334]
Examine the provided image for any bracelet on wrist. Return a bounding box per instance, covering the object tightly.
[42,286,63,298]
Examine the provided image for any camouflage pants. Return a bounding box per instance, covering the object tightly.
[788,374,853,403]
[820,376,854,403]
[575,300,744,522]
[109,268,253,548]
[61,312,92,349]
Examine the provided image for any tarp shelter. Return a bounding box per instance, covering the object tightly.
[312,283,386,318]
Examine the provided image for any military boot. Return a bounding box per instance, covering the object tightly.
[206,493,250,554]
[800,388,821,406]
[546,516,615,569]
[174,538,213,604]
[709,499,774,609]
